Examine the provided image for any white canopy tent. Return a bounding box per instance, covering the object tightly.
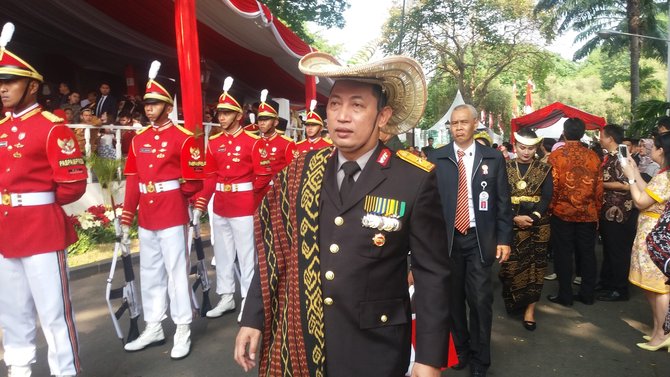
[417,90,465,148]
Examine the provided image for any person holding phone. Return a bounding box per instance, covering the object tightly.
[596,125,636,302]
[624,132,670,350]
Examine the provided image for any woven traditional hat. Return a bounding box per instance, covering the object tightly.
[217,76,242,113]
[0,23,43,82]
[474,130,493,146]
[257,89,278,118]
[299,52,426,135]
[513,131,542,146]
[304,99,323,127]
[143,60,176,105]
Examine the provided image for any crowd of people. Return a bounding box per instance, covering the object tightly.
[3,19,670,377]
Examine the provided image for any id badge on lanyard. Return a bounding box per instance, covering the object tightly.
[479,181,489,211]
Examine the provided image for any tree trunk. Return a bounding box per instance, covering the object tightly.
[628,0,641,114]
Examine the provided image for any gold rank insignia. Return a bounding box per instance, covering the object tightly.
[396,150,435,172]
[0,133,7,138]
[190,147,202,160]
[57,138,77,155]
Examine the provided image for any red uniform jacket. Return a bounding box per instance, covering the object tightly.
[193,127,271,217]
[0,106,88,257]
[296,137,332,154]
[253,132,296,175]
[122,123,204,230]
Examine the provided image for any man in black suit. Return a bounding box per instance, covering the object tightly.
[234,52,451,377]
[94,82,117,120]
[429,104,513,377]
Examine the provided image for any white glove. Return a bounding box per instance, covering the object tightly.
[121,224,130,244]
[192,209,202,227]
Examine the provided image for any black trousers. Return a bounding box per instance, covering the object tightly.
[599,211,637,292]
[551,217,598,303]
[450,229,493,368]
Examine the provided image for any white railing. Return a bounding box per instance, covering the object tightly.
[67,122,304,182]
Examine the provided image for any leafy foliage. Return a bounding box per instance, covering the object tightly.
[264,0,350,43]
[381,0,551,109]
[631,99,670,136]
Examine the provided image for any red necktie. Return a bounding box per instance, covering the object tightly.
[455,150,470,233]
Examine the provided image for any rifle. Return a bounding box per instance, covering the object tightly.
[105,216,141,345]
[189,212,212,317]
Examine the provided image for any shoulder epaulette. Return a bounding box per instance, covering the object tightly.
[281,135,294,142]
[296,139,307,145]
[175,124,194,136]
[209,131,223,140]
[0,113,9,125]
[136,125,152,135]
[244,130,260,139]
[323,138,333,144]
[41,111,64,123]
[396,149,435,172]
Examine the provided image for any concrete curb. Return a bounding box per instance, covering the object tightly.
[69,238,213,281]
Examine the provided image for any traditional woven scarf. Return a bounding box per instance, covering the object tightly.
[254,147,333,376]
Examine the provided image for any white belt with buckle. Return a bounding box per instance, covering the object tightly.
[1,191,56,207]
[216,182,253,193]
[139,179,181,194]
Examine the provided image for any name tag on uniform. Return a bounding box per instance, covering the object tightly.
[139,147,152,153]
[479,191,489,211]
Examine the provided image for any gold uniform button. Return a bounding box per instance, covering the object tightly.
[334,216,344,226]
[329,244,339,253]
[324,297,333,306]
[325,271,335,280]
[149,200,154,204]
[149,164,153,168]
[380,315,388,323]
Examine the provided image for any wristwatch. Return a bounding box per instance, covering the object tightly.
[628,178,636,185]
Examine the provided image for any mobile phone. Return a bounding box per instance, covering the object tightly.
[617,144,628,166]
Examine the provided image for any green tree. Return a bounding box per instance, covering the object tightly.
[534,0,667,111]
[380,0,551,109]
[264,0,350,43]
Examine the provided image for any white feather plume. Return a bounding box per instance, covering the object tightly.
[223,76,233,92]
[309,99,317,112]
[148,60,161,80]
[249,113,256,124]
[260,89,268,103]
[0,23,15,49]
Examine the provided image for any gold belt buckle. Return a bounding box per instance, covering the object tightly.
[224,184,232,192]
[1,193,10,206]
[147,182,156,193]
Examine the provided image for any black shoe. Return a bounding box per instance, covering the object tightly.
[547,294,573,307]
[470,364,488,377]
[573,294,595,305]
[597,290,629,302]
[451,353,469,370]
[522,320,537,331]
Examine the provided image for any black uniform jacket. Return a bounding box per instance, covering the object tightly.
[429,142,513,265]
[243,143,451,376]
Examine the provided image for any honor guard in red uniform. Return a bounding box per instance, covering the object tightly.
[120,61,204,359]
[0,23,87,377]
[253,89,296,180]
[296,99,332,154]
[192,77,271,320]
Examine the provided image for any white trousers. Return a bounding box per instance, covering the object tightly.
[207,196,216,246]
[0,251,80,375]
[138,225,192,325]
[211,214,255,297]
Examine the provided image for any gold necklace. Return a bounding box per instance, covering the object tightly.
[515,160,532,190]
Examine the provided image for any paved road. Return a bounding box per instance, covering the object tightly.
[2,244,669,376]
